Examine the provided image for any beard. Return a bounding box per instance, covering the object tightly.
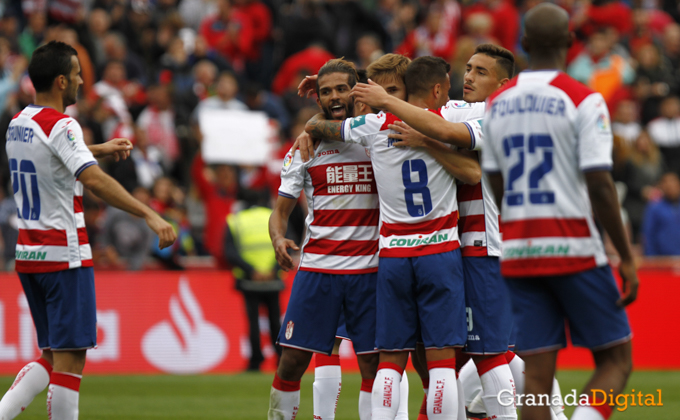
[62,78,78,108]
[322,99,354,121]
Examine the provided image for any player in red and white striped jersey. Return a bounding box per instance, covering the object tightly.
[482,5,637,420]
[267,59,381,420]
[0,41,176,420]
[306,56,479,420]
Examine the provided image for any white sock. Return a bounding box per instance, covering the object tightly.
[427,360,458,419]
[0,359,51,419]
[313,355,342,420]
[477,355,517,420]
[506,352,525,395]
[395,371,409,420]
[47,372,81,420]
[551,378,568,420]
[571,405,606,420]
[268,374,300,420]
[359,377,373,420]
[456,376,466,420]
[458,359,482,408]
[372,363,402,420]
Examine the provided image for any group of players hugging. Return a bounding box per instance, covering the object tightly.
[267,4,638,420]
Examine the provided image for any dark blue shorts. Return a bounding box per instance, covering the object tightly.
[376,249,466,351]
[278,270,377,355]
[336,309,349,340]
[463,256,512,354]
[19,267,97,350]
[506,265,632,354]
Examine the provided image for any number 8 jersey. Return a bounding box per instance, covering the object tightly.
[341,111,460,257]
[482,71,612,277]
[6,105,97,273]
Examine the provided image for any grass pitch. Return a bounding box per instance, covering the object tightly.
[0,370,677,419]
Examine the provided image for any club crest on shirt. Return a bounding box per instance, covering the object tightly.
[285,321,294,340]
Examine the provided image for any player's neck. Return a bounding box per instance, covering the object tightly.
[528,52,567,72]
[34,92,65,114]
[408,96,435,110]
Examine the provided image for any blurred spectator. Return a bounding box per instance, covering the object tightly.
[619,131,665,241]
[131,125,165,190]
[199,0,254,73]
[179,0,218,30]
[0,188,18,270]
[271,44,335,96]
[244,82,291,135]
[356,33,385,69]
[100,187,155,270]
[0,37,27,109]
[137,84,180,164]
[613,99,642,144]
[159,37,194,95]
[647,95,680,174]
[396,4,455,59]
[149,177,194,269]
[568,28,635,103]
[101,31,147,84]
[661,23,680,93]
[233,0,272,83]
[191,154,238,263]
[18,12,47,57]
[462,12,497,46]
[633,43,677,123]
[464,0,519,52]
[323,0,389,60]
[194,70,248,117]
[642,172,680,256]
[224,197,283,371]
[91,60,136,141]
[573,0,634,38]
[53,26,96,97]
[86,8,112,67]
[376,0,418,51]
[278,0,335,60]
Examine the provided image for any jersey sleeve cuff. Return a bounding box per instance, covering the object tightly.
[463,121,475,150]
[75,161,97,177]
[581,164,612,173]
[278,191,297,199]
[340,120,347,141]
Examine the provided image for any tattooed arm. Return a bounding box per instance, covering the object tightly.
[304,113,344,142]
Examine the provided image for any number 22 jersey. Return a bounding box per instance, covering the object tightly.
[341,112,460,257]
[7,105,97,273]
[482,71,612,277]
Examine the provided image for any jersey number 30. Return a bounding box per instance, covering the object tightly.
[10,159,41,220]
[503,134,555,206]
[402,159,433,217]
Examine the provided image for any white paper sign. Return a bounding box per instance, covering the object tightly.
[199,109,275,165]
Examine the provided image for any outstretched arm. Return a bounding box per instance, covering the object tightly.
[352,81,473,148]
[388,121,481,185]
[304,113,344,142]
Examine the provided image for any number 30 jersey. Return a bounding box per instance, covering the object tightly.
[7,105,97,273]
[341,111,460,258]
[482,71,612,278]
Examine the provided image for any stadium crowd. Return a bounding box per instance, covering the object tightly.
[0,0,679,270]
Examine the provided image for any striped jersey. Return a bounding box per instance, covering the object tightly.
[482,71,612,277]
[278,141,379,274]
[7,105,97,273]
[341,111,460,258]
[438,100,502,257]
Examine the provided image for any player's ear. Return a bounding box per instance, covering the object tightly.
[316,96,321,109]
[499,78,510,87]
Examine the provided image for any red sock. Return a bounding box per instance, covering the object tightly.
[315,353,340,367]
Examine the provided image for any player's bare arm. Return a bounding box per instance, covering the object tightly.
[388,121,481,185]
[352,80,473,148]
[269,196,300,271]
[88,138,133,161]
[585,170,639,307]
[304,113,343,143]
[78,165,177,249]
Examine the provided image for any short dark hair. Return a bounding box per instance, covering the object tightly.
[404,56,450,97]
[474,43,515,79]
[28,41,78,93]
[316,58,358,94]
[357,69,368,84]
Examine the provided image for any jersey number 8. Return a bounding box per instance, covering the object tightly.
[402,159,433,217]
[10,159,41,220]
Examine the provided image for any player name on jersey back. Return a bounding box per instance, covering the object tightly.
[482,71,612,277]
[279,142,379,274]
[341,111,461,258]
[7,105,97,273]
